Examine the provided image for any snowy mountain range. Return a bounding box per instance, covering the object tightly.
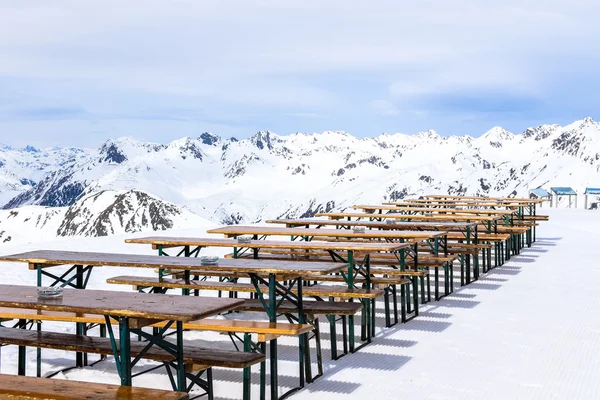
[1,118,599,244]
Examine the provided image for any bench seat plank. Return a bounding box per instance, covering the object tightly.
[0,307,312,336]
[106,276,384,299]
[240,300,363,315]
[0,327,264,369]
[0,374,189,400]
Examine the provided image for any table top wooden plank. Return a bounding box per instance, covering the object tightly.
[265,218,477,229]
[390,202,521,209]
[379,205,518,214]
[0,250,345,275]
[352,204,517,215]
[315,212,501,222]
[126,236,410,252]
[389,201,521,207]
[206,225,447,239]
[0,284,242,322]
[422,195,546,204]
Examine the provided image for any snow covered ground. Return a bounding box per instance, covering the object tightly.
[0,207,598,399]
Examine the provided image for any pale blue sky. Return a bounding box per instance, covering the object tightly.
[1,0,599,148]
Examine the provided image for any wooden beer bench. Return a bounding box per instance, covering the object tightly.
[0,374,190,400]
[0,285,247,399]
[125,237,411,358]
[107,275,385,360]
[0,326,264,399]
[223,249,423,321]
[0,306,311,399]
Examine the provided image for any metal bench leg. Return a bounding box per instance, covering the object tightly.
[406,281,412,313]
[400,284,407,322]
[435,268,440,300]
[384,288,391,328]
[349,312,355,353]
[412,277,419,317]
[459,255,465,286]
[450,262,454,292]
[426,268,428,302]
[312,318,323,380]
[392,284,398,325]
[301,329,310,386]
[341,316,348,355]
[360,301,367,342]
[365,299,372,343]
[18,319,26,376]
[36,321,42,377]
[260,342,266,400]
[328,314,338,360]
[371,296,376,338]
[207,368,214,400]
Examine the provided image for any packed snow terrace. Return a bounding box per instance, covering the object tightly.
[0,195,551,399]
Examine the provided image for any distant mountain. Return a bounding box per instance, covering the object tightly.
[1,119,599,244]
[0,189,210,244]
[0,145,90,206]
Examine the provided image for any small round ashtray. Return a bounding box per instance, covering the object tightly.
[352,226,366,233]
[37,286,63,298]
[237,235,252,243]
[385,219,396,224]
[200,255,219,265]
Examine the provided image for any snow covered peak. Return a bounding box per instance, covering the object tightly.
[564,117,599,132]
[98,137,164,164]
[522,124,561,141]
[23,145,40,153]
[249,130,282,151]
[413,130,441,141]
[551,118,600,158]
[582,116,596,124]
[481,127,515,141]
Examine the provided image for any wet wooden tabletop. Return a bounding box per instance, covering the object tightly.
[315,212,502,222]
[0,250,346,275]
[0,284,242,322]
[126,236,410,252]
[206,225,447,239]
[266,218,477,230]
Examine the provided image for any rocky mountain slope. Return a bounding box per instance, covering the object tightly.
[0,189,210,245]
[1,118,599,244]
[0,145,90,206]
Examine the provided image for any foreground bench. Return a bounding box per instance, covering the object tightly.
[0,373,189,399]
[0,326,264,400]
[0,307,313,399]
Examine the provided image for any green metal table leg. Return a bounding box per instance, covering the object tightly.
[268,275,278,400]
[36,263,42,377]
[346,251,355,353]
[176,321,186,392]
[119,317,132,386]
[18,319,26,376]
[243,334,251,400]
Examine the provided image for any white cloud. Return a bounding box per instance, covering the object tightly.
[1,0,600,144]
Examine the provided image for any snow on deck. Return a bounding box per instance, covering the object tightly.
[0,208,599,399]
